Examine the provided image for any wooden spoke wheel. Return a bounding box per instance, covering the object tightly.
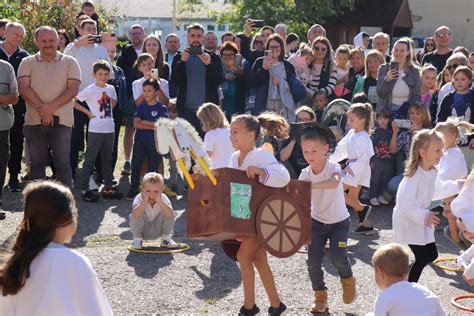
[256,195,304,258]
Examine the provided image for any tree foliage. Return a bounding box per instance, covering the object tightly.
[179,0,356,41]
[0,0,116,53]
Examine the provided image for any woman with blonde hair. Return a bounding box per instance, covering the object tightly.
[352,49,385,108]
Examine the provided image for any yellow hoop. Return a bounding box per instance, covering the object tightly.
[451,294,474,312]
[127,243,190,254]
[431,257,464,272]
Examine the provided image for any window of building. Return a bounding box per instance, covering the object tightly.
[207,24,215,31]
[217,24,226,31]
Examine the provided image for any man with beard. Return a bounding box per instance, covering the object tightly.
[204,31,218,53]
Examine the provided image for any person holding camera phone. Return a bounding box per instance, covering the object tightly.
[64,18,114,182]
[171,23,223,137]
[377,38,421,119]
[220,41,245,119]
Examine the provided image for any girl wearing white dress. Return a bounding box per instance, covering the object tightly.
[229,114,290,316]
[0,181,112,315]
[330,103,375,234]
[393,129,462,283]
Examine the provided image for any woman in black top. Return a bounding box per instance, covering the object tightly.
[417,37,436,64]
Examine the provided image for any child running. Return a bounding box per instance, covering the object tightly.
[196,102,234,169]
[0,181,112,315]
[299,129,356,313]
[329,103,375,234]
[393,129,462,283]
[372,243,446,315]
[229,114,290,316]
[129,172,178,249]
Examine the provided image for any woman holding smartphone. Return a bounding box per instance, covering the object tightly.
[377,38,421,119]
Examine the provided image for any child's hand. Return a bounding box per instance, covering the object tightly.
[141,191,149,202]
[426,212,440,227]
[246,166,264,179]
[271,75,280,85]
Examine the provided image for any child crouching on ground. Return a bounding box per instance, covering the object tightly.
[130,172,178,249]
[372,243,446,316]
[299,129,356,313]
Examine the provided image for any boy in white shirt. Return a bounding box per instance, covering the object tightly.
[298,129,356,313]
[130,172,179,249]
[372,243,445,316]
[75,60,122,202]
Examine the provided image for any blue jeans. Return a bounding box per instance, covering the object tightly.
[387,174,403,197]
[131,138,162,190]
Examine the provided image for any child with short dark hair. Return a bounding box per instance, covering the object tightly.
[299,129,356,313]
[372,243,445,315]
[129,172,178,249]
[126,79,168,200]
[313,91,328,122]
[75,60,122,202]
[369,109,395,206]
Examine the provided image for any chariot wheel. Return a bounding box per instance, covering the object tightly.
[256,194,305,258]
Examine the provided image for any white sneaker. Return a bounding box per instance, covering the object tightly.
[378,195,390,205]
[370,197,380,206]
[382,192,392,202]
[161,237,179,249]
[131,239,142,250]
[88,176,99,191]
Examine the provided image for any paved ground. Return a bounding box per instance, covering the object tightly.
[1,173,472,315]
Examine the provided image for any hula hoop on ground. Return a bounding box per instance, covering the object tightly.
[431,257,464,272]
[451,294,474,312]
[127,243,190,254]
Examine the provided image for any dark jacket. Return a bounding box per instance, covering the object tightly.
[240,34,264,67]
[74,12,100,38]
[247,57,297,115]
[116,44,139,98]
[171,49,224,115]
[108,65,127,116]
[437,88,474,123]
[376,63,421,114]
[0,46,29,115]
[168,51,182,98]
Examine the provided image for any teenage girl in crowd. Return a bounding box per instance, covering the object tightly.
[196,103,234,169]
[329,103,375,234]
[132,53,170,107]
[229,114,290,316]
[393,129,463,283]
[420,65,437,110]
[0,181,112,315]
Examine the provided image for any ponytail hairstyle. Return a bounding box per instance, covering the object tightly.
[347,102,373,134]
[0,181,77,296]
[231,112,289,141]
[133,53,155,78]
[404,129,443,177]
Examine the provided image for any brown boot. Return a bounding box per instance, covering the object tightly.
[311,290,327,313]
[341,277,356,304]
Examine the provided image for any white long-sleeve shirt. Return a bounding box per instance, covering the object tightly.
[0,243,112,315]
[437,147,468,181]
[393,167,461,245]
[373,280,445,316]
[329,129,374,188]
[229,148,290,188]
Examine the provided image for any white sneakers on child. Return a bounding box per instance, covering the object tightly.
[161,237,179,249]
[131,239,143,250]
[378,195,390,205]
[370,195,391,207]
[370,198,380,206]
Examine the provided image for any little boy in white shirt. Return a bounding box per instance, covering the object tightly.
[130,172,178,249]
[372,243,446,316]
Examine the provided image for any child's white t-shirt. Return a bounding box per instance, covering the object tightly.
[132,77,170,102]
[76,83,117,133]
[132,192,172,222]
[203,127,234,169]
[373,280,445,316]
[0,242,112,315]
[299,160,349,224]
[438,147,468,181]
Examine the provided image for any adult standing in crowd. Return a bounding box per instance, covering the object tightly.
[422,26,453,73]
[417,37,436,64]
[307,36,337,100]
[204,31,218,53]
[286,33,299,55]
[220,41,246,119]
[142,35,170,81]
[353,49,385,108]
[0,60,18,220]
[275,23,287,41]
[117,24,145,175]
[165,33,181,98]
[343,47,365,101]
[0,22,29,192]
[240,20,273,66]
[248,34,298,121]
[372,32,391,63]
[18,26,81,188]
[306,24,326,45]
[64,18,113,181]
[171,23,223,137]
[377,38,421,118]
[74,1,100,38]
[221,32,234,44]
[57,29,71,53]
[0,19,8,41]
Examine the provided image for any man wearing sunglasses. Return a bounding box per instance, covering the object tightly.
[422,25,453,73]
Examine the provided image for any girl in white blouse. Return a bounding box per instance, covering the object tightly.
[330,103,375,234]
[393,129,462,283]
[0,181,112,315]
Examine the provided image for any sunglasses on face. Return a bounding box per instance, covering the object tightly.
[426,43,434,47]
[446,64,459,70]
[254,40,264,45]
[436,32,451,38]
[314,46,327,52]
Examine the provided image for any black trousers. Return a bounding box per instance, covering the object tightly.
[408,242,438,282]
[7,111,24,184]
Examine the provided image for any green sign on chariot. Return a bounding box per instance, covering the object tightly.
[230,182,252,219]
